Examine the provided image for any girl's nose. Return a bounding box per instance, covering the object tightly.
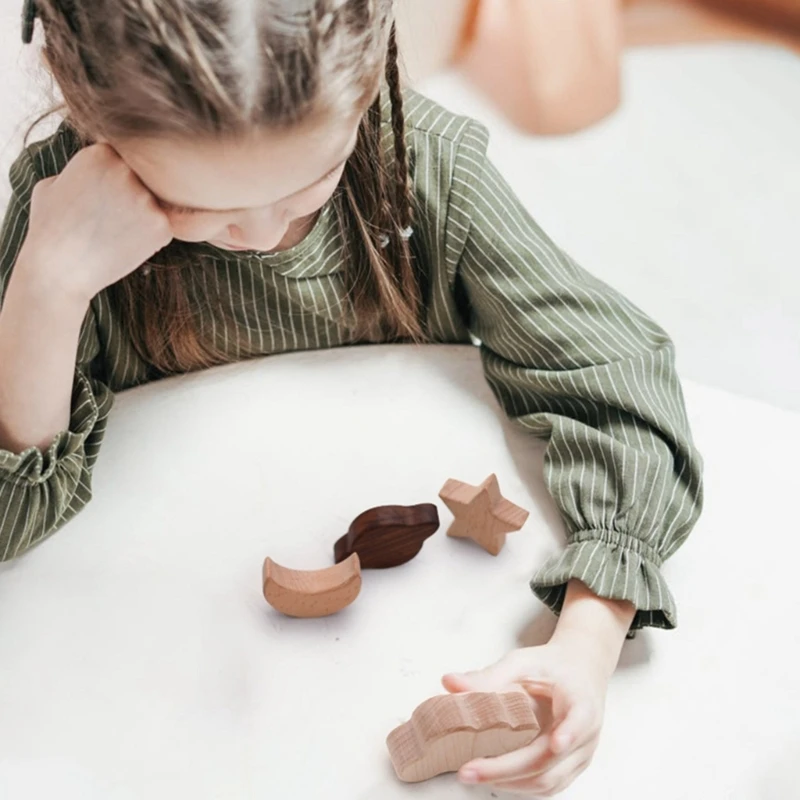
[227,224,247,243]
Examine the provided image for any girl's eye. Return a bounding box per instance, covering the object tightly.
[165,164,343,217]
[170,205,201,216]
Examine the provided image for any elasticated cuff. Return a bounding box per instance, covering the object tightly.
[0,371,99,486]
[531,530,678,632]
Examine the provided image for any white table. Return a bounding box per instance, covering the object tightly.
[0,345,797,799]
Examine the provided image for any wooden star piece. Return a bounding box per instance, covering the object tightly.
[438,474,529,556]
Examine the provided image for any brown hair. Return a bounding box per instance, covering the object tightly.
[30,0,425,376]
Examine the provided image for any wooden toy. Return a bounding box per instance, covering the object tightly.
[334,504,440,568]
[262,554,361,618]
[438,474,529,556]
[387,691,540,783]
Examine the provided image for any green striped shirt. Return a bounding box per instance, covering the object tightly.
[0,91,703,630]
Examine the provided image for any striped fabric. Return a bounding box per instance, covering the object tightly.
[0,91,703,630]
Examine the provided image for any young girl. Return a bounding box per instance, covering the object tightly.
[0,0,703,795]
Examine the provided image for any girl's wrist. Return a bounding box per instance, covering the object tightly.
[549,579,637,677]
[12,244,95,313]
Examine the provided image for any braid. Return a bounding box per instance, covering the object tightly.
[22,0,37,43]
[385,22,414,233]
[31,0,428,370]
[133,0,238,120]
[366,93,394,238]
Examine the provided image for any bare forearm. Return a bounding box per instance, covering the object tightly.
[550,579,637,676]
[0,252,89,453]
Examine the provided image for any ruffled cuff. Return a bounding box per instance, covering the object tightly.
[531,530,677,632]
[0,371,100,486]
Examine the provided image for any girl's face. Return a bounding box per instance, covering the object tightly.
[112,112,361,253]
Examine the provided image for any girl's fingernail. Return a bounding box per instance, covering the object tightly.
[460,770,479,784]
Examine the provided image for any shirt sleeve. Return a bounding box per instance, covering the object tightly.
[444,121,704,631]
[0,148,114,561]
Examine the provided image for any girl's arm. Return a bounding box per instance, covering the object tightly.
[425,115,703,796]
[0,143,170,561]
[551,579,636,677]
[441,580,636,795]
[0,150,108,561]
[439,120,704,632]
[0,251,89,453]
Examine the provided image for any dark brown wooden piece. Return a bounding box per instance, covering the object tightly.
[334,504,440,569]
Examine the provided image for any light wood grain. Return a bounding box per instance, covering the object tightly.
[387,691,540,783]
[439,474,529,556]
[262,554,362,618]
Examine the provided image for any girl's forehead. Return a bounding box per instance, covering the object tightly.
[113,113,362,212]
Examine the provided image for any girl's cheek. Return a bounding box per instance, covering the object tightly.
[288,181,341,219]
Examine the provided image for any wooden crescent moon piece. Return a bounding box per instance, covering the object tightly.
[438,474,530,556]
[334,504,440,568]
[387,691,540,783]
[262,554,362,618]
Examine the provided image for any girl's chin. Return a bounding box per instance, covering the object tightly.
[211,242,253,252]
[170,236,254,252]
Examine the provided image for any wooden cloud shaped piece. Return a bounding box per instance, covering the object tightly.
[262,554,361,618]
[334,504,440,568]
[387,691,540,783]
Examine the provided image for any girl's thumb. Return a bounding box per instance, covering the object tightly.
[441,672,474,693]
[442,657,523,694]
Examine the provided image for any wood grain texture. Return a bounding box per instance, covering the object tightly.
[439,475,529,556]
[334,504,440,569]
[262,554,361,618]
[387,691,540,783]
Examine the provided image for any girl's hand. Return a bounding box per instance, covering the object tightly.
[442,637,609,797]
[19,144,173,303]
[442,580,636,797]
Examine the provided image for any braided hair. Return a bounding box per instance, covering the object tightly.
[23,0,426,375]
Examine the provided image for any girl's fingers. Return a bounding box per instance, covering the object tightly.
[444,654,554,695]
[549,699,597,756]
[520,678,597,756]
[518,678,556,701]
[458,734,555,786]
[491,751,593,797]
[443,662,528,695]
[441,673,473,693]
